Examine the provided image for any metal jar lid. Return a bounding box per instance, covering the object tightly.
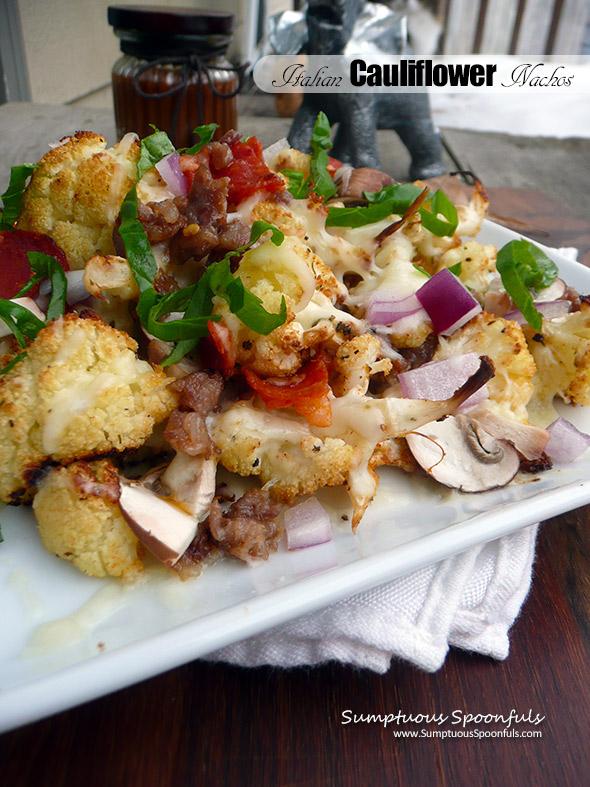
[108,5,235,58]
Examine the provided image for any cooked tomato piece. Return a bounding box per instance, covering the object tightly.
[205,319,236,378]
[0,230,68,299]
[243,354,332,428]
[327,157,343,176]
[178,152,207,191]
[210,135,284,207]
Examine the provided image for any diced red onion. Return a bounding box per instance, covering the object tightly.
[366,292,424,326]
[456,385,489,412]
[399,352,481,402]
[545,417,590,463]
[284,498,333,550]
[416,269,481,335]
[470,409,549,459]
[155,152,188,196]
[505,300,570,325]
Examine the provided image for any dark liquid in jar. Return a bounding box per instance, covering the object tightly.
[112,59,237,148]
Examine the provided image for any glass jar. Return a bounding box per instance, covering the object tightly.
[108,6,243,148]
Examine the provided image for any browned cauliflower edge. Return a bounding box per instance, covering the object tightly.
[33,460,144,579]
[524,302,590,426]
[16,131,139,269]
[434,312,536,423]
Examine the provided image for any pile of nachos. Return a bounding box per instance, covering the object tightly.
[0,112,589,580]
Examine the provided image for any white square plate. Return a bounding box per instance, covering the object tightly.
[1,220,590,733]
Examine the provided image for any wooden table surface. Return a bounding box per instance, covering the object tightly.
[1,104,590,786]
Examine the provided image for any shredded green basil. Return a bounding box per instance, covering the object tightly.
[364,183,424,210]
[282,170,309,200]
[136,128,176,180]
[0,350,27,376]
[496,239,559,331]
[118,188,158,297]
[412,264,431,278]
[0,251,68,373]
[327,183,457,237]
[185,123,219,155]
[0,300,44,349]
[308,112,337,201]
[25,252,67,321]
[118,198,287,366]
[326,200,401,228]
[0,163,38,230]
[419,190,458,237]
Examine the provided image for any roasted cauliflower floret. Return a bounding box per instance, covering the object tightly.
[437,241,497,300]
[210,401,359,502]
[254,197,371,280]
[33,460,143,579]
[270,148,311,177]
[0,312,176,502]
[17,131,139,269]
[214,235,338,376]
[332,334,392,396]
[524,303,590,426]
[434,312,536,423]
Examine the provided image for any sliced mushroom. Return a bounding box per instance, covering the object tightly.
[118,479,199,567]
[468,409,549,460]
[161,453,216,519]
[406,415,520,492]
[534,277,566,302]
[335,167,395,202]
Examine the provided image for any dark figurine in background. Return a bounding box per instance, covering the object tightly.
[287,0,446,180]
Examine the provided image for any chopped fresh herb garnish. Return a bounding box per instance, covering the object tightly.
[282,170,309,200]
[246,220,284,248]
[496,239,559,331]
[0,163,38,230]
[118,188,158,294]
[326,200,400,228]
[136,128,176,180]
[412,264,431,278]
[326,183,457,237]
[118,196,287,366]
[185,123,219,155]
[309,112,337,201]
[419,190,458,237]
[0,250,68,372]
[0,350,27,375]
[0,300,45,349]
[448,261,462,276]
[365,183,424,211]
[25,252,67,321]
[279,113,336,201]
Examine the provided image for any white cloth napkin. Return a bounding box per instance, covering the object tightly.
[209,524,538,673]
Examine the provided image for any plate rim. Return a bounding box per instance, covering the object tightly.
[1,219,589,732]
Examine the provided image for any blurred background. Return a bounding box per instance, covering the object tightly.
[1,0,589,107]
